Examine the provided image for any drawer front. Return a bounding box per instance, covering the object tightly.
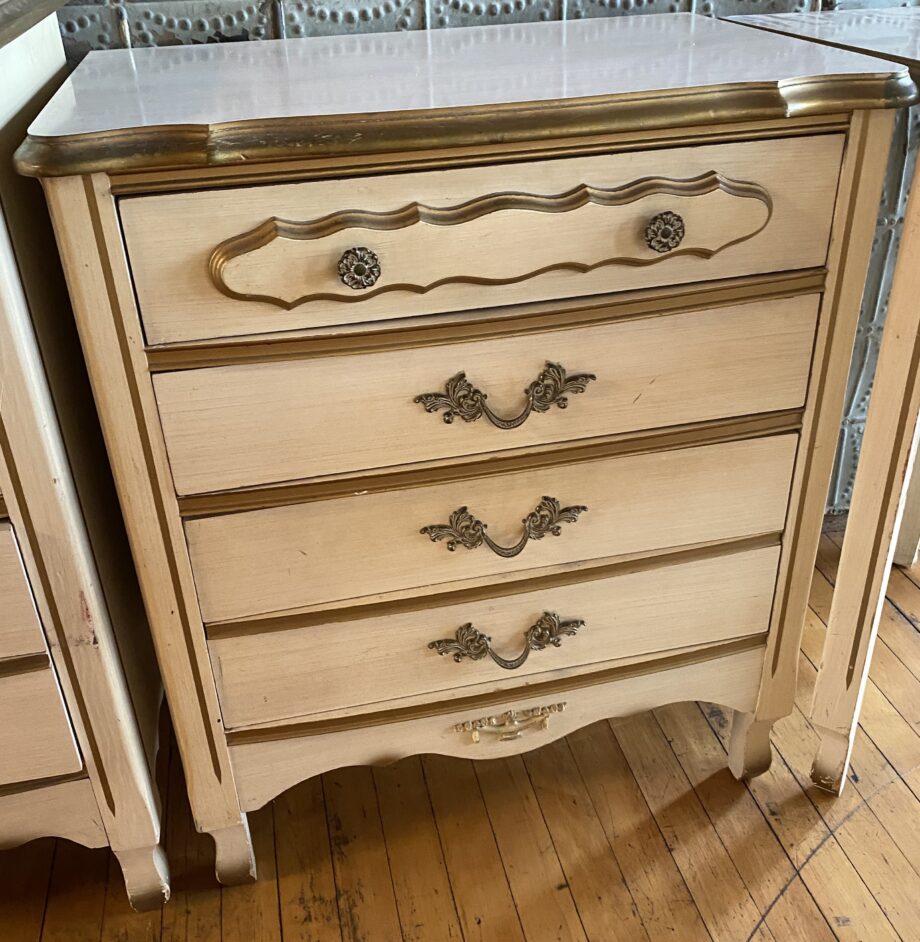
[121,135,843,345]
[229,641,766,810]
[156,295,818,495]
[186,434,797,623]
[211,543,779,729]
[0,668,82,786]
[0,523,48,660]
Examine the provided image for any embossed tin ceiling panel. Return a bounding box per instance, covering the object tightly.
[60,0,808,60]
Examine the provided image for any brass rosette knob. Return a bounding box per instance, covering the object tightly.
[645,211,685,253]
[337,246,381,289]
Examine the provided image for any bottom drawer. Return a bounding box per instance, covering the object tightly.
[228,639,766,812]
[210,541,779,729]
[0,668,82,786]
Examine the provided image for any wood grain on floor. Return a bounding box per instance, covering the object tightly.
[3,521,920,942]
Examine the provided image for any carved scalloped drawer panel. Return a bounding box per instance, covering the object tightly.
[119,133,843,344]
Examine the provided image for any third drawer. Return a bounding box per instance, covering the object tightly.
[185,433,797,623]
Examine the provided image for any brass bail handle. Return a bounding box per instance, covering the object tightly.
[415,361,596,429]
[421,496,587,558]
[429,612,585,671]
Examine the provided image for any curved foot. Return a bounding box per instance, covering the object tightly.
[728,711,774,780]
[211,819,256,885]
[114,843,170,911]
[811,728,853,795]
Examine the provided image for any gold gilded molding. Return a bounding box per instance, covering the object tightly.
[15,73,916,179]
[178,410,802,518]
[107,116,851,195]
[208,172,774,310]
[146,269,826,372]
[207,533,780,641]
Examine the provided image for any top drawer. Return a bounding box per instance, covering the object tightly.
[120,134,843,346]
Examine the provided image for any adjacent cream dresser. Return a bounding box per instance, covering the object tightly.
[17,15,915,880]
[0,14,166,908]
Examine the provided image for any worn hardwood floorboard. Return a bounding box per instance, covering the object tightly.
[5,521,920,941]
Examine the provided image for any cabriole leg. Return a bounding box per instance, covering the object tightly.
[810,727,853,795]
[728,710,774,780]
[211,818,257,885]
[113,843,170,911]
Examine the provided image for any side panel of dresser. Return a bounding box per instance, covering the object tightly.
[43,173,255,885]
[0,200,166,900]
[728,108,897,777]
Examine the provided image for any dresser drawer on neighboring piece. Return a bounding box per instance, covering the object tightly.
[0,668,82,786]
[210,542,779,729]
[0,523,47,660]
[155,294,818,495]
[120,134,843,344]
[186,433,797,623]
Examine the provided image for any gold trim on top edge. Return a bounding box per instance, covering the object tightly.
[15,74,917,178]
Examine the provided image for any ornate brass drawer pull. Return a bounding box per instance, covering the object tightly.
[645,211,685,253]
[421,496,587,557]
[414,361,596,428]
[455,702,567,743]
[338,246,380,289]
[429,612,584,671]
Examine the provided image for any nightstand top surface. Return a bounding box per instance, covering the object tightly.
[17,14,915,176]
[731,8,920,71]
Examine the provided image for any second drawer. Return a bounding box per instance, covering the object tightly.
[155,294,818,495]
[185,433,797,623]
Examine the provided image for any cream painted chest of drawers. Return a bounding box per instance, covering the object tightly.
[17,14,914,880]
[1,14,166,908]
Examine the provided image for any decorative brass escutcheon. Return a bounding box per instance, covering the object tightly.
[645,211,685,253]
[414,361,596,428]
[421,496,587,557]
[455,702,567,743]
[429,612,584,671]
[337,246,381,289]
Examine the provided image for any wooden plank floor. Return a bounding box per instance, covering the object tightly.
[4,519,920,941]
